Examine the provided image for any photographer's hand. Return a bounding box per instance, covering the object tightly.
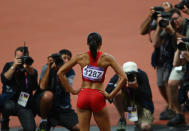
[12,57,22,68]
[47,56,54,68]
[177,38,183,45]
[178,37,189,62]
[150,7,155,17]
[4,57,22,80]
[164,21,176,36]
[182,5,189,15]
[156,14,163,27]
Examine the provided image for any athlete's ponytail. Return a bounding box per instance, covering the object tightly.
[87,32,102,60]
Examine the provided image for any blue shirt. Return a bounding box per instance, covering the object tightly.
[40,64,75,109]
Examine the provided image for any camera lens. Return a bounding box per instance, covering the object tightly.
[126,73,135,82]
[159,19,169,28]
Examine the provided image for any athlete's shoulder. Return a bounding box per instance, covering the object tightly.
[76,52,88,57]
[101,52,115,61]
[73,52,88,61]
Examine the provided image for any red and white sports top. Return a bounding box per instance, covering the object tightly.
[82,51,107,83]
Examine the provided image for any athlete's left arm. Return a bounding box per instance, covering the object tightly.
[57,55,79,94]
[104,55,127,99]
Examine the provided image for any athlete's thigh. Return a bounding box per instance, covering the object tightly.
[93,106,110,131]
[77,108,92,131]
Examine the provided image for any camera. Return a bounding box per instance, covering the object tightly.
[126,72,136,82]
[20,56,34,65]
[17,56,34,72]
[50,53,64,67]
[175,0,189,10]
[158,12,171,28]
[177,38,189,51]
[152,6,164,20]
[151,6,171,29]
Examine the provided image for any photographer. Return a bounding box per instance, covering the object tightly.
[140,2,175,121]
[1,46,38,131]
[140,2,172,36]
[35,50,79,131]
[150,7,178,122]
[106,62,154,131]
[175,0,189,15]
[164,8,189,126]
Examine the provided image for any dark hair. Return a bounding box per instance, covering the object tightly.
[170,3,173,8]
[87,32,102,60]
[59,49,72,58]
[168,2,173,8]
[170,8,181,17]
[14,46,29,56]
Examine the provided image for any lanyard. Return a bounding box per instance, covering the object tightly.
[25,72,28,89]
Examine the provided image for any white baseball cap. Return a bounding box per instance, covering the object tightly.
[123,61,138,73]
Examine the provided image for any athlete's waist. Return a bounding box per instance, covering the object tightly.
[80,88,105,93]
[82,81,103,88]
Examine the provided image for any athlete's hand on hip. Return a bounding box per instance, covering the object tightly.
[71,87,81,95]
[99,90,110,99]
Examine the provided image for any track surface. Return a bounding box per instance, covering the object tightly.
[0,0,188,128]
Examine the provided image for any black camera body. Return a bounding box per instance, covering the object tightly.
[175,0,189,10]
[151,6,171,29]
[152,6,164,20]
[50,53,64,67]
[158,12,171,28]
[177,38,189,51]
[20,56,34,66]
[126,72,136,82]
[17,56,34,72]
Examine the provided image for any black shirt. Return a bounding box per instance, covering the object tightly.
[106,69,154,113]
[1,62,38,108]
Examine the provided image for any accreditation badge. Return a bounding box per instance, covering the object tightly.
[17,91,30,107]
[175,66,183,71]
[127,105,138,122]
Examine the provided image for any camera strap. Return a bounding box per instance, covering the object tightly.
[25,72,28,88]
[17,71,30,107]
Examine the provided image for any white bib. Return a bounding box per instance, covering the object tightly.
[83,65,104,82]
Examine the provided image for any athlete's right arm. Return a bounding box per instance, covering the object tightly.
[57,55,80,94]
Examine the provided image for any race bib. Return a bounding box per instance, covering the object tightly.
[17,91,30,107]
[83,65,104,81]
[127,106,138,122]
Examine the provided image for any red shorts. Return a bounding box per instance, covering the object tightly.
[77,88,106,112]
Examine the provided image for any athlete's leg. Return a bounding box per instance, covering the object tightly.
[77,108,92,131]
[93,106,111,131]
